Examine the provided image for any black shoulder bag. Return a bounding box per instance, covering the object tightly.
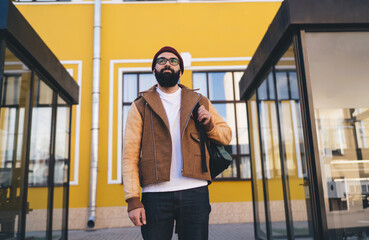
[192,103,233,179]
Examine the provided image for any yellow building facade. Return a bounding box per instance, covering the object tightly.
[15,0,281,230]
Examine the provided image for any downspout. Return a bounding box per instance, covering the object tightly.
[87,0,101,229]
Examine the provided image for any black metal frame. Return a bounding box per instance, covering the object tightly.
[240,0,369,239]
[0,0,78,104]
[0,1,78,239]
[247,92,268,240]
[294,31,328,240]
[246,35,323,240]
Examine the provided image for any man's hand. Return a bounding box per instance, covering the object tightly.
[197,105,211,126]
[128,208,146,226]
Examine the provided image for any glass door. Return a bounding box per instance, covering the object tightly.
[0,46,32,239]
[248,41,314,239]
[303,31,369,239]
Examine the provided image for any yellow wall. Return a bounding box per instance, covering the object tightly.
[16,1,281,210]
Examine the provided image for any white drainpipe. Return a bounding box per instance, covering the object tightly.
[87,0,101,229]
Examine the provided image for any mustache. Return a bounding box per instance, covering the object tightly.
[160,66,174,74]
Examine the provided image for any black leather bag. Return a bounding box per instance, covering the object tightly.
[192,103,233,179]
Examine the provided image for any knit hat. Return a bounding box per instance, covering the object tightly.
[152,46,184,74]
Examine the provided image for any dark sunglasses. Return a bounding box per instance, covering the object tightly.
[156,57,179,66]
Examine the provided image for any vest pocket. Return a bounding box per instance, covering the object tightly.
[139,159,158,185]
[190,132,200,142]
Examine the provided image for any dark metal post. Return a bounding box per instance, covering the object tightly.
[255,87,272,240]
[294,31,329,240]
[47,90,58,239]
[18,71,35,239]
[272,65,294,240]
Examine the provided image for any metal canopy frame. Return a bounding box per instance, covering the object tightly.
[0,1,78,239]
[240,0,369,239]
[0,0,79,104]
[239,0,369,101]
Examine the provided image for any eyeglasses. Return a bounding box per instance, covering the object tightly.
[156,57,179,66]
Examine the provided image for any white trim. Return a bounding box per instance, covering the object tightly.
[192,57,251,62]
[189,65,247,71]
[61,60,82,186]
[14,0,283,5]
[108,64,152,184]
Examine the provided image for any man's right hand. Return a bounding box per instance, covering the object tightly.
[128,207,146,226]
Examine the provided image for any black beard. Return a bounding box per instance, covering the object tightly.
[154,67,180,87]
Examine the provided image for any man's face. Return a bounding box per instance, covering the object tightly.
[153,52,182,87]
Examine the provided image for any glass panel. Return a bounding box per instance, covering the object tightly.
[213,103,236,155]
[123,74,137,102]
[38,80,53,105]
[268,74,276,100]
[193,72,207,97]
[276,72,289,100]
[233,72,243,101]
[53,99,71,239]
[276,44,314,239]
[122,105,130,136]
[237,102,249,155]
[0,47,31,239]
[26,76,53,239]
[257,72,274,101]
[208,72,234,101]
[240,156,251,179]
[213,103,237,178]
[138,73,156,93]
[247,93,267,238]
[259,78,288,238]
[305,31,369,239]
[28,76,53,186]
[289,72,299,100]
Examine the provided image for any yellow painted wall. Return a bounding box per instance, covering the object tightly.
[16,1,281,210]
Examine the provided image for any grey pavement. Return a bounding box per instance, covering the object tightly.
[68,223,254,240]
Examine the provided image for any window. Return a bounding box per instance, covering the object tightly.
[122,72,156,133]
[193,71,250,180]
[122,71,250,180]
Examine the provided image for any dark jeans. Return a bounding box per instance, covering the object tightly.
[141,185,211,240]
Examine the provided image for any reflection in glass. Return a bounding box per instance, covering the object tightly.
[259,95,288,238]
[26,76,53,239]
[275,44,313,239]
[0,47,31,239]
[28,78,53,186]
[240,156,251,179]
[248,93,267,238]
[53,96,71,239]
[305,31,369,239]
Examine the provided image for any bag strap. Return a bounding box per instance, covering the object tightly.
[192,103,208,173]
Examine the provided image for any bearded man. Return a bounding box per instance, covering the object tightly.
[122,46,232,240]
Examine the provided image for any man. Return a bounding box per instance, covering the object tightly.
[122,46,232,240]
